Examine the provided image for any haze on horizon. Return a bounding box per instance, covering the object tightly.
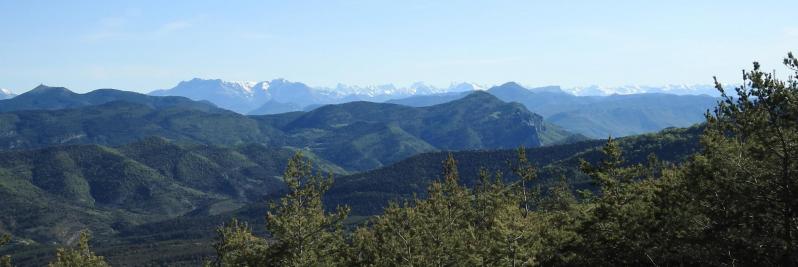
[1,0,796,93]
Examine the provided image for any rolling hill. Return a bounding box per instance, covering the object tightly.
[325,125,703,214]
[18,125,703,266]
[0,137,348,246]
[0,85,221,113]
[0,89,582,171]
[388,82,718,138]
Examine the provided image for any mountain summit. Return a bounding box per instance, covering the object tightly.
[150,78,488,114]
[0,85,221,113]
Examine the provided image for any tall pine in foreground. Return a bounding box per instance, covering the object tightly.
[211,152,350,266]
[682,52,798,265]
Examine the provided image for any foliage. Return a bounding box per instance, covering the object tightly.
[47,231,109,267]
[210,152,350,266]
[679,52,798,265]
[0,235,11,267]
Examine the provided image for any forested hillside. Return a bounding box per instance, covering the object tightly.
[0,138,348,244]
[389,82,718,138]
[0,90,581,171]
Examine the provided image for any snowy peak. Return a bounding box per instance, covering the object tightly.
[150,78,264,113]
[149,77,722,115]
[0,88,15,99]
[176,78,257,96]
[529,85,566,94]
[448,82,487,92]
[565,84,720,96]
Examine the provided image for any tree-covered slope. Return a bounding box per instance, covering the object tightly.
[275,91,582,170]
[0,101,277,149]
[0,85,222,113]
[325,125,703,214]
[387,82,718,138]
[0,90,583,171]
[546,93,718,138]
[0,138,342,245]
[61,125,703,266]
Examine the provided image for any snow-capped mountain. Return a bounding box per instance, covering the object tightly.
[564,84,722,96]
[149,78,266,113]
[149,78,725,115]
[150,78,488,114]
[0,88,16,100]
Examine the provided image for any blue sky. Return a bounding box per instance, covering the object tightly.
[1,0,796,93]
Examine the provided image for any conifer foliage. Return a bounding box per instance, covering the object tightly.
[47,231,109,267]
[210,152,350,266]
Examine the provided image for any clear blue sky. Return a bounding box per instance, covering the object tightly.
[1,0,796,93]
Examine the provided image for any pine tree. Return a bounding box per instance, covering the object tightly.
[212,219,269,266]
[264,152,350,266]
[355,154,474,266]
[47,231,109,267]
[574,138,660,265]
[354,153,550,266]
[683,52,798,265]
[211,152,350,266]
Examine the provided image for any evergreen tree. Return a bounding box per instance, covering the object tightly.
[354,154,474,266]
[264,152,350,266]
[573,138,662,265]
[211,152,350,266]
[47,231,109,267]
[212,219,269,266]
[354,153,549,266]
[683,52,798,265]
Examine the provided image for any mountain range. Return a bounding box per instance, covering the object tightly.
[389,82,719,138]
[0,85,579,171]
[0,85,222,113]
[149,78,484,114]
[0,82,716,265]
[0,84,586,259]
[146,78,720,115]
[143,79,719,138]
[566,84,721,96]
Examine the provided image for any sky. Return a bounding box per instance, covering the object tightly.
[0,0,796,93]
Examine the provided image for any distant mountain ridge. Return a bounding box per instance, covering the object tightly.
[145,77,724,115]
[0,85,222,113]
[0,86,582,171]
[272,91,581,170]
[389,82,719,138]
[566,84,721,96]
[149,78,487,114]
[325,126,703,215]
